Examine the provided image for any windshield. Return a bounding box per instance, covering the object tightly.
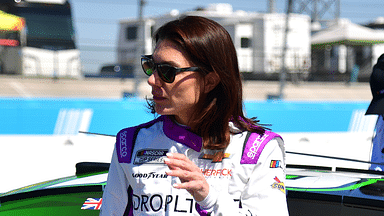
[12,4,76,50]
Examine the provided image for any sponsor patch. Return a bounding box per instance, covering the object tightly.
[247,134,269,160]
[133,149,168,165]
[200,168,232,177]
[199,152,231,163]
[132,172,168,179]
[271,176,285,194]
[270,160,282,168]
[119,130,128,158]
[131,193,242,214]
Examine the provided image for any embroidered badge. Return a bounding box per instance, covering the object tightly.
[271,176,285,194]
[133,149,168,165]
[270,160,282,168]
[199,152,230,162]
[247,134,269,160]
[81,198,102,210]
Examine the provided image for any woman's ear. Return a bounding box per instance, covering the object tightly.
[204,72,221,94]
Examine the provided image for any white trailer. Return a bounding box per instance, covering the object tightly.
[0,0,81,78]
[117,4,311,78]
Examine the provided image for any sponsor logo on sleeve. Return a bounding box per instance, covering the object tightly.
[247,134,268,160]
[133,149,168,165]
[271,176,285,194]
[120,131,128,158]
[270,160,282,168]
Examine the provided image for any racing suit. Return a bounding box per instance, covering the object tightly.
[370,115,384,171]
[100,115,288,215]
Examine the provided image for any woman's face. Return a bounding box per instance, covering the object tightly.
[147,39,205,125]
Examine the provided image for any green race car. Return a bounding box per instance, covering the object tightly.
[1,162,384,215]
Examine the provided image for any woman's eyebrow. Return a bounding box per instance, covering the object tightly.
[154,59,181,67]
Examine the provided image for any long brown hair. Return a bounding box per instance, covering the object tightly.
[148,15,266,149]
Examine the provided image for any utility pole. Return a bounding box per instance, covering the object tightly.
[138,0,145,20]
[268,0,275,13]
[268,0,340,100]
[278,0,293,99]
[292,0,340,22]
[133,0,146,97]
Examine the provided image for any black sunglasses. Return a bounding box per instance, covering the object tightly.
[141,55,200,83]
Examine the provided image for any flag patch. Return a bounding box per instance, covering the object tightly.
[81,198,102,210]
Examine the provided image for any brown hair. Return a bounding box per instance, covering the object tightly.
[149,15,266,149]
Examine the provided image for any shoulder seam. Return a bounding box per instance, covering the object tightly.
[116,117,163,163]
[240,131,281,164]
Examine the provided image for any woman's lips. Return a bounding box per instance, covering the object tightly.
[153,95,166,100]
[152,91,166,100]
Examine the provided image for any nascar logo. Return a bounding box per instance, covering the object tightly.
[133,149,168,165]
[270,160,282,168]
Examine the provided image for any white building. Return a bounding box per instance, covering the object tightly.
[311,18,384,81]
[117,4,311,79]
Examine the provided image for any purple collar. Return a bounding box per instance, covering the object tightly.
[161,115,203,152]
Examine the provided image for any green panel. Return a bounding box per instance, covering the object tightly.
[0,192,102,215]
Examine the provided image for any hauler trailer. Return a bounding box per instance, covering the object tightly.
[0,0,81,78]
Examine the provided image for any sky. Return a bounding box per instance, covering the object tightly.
[69,0,384,74]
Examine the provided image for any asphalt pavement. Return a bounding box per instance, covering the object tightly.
[0,75,372,101]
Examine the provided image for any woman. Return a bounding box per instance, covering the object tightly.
[101,16,288,215]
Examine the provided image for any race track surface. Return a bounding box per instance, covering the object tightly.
[0,75,371,101]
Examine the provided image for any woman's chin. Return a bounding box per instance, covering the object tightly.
[154,106,173,116]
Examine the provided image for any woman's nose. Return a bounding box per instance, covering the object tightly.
[147,69,162,87]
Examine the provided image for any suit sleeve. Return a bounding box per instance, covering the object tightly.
[370,116,384,171]
[240,138,289,215]
[100,146,130,216]
[196,138,289,216]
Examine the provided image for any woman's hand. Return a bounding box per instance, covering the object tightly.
[164,153,209,202]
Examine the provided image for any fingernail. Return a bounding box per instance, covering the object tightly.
[166,153,173,157]
[164,158,170,163]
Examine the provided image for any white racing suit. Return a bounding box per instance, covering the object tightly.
[100,115,289,216]
[370,115,384,171]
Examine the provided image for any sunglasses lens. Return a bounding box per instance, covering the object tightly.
[157,65,175,83]
[142,58,154,76]
[141,56,178,83]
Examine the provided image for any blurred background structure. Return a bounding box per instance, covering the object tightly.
[1,0,384,82]
[0,0,81,78]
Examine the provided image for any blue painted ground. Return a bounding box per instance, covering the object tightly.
[0,98,370,135]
